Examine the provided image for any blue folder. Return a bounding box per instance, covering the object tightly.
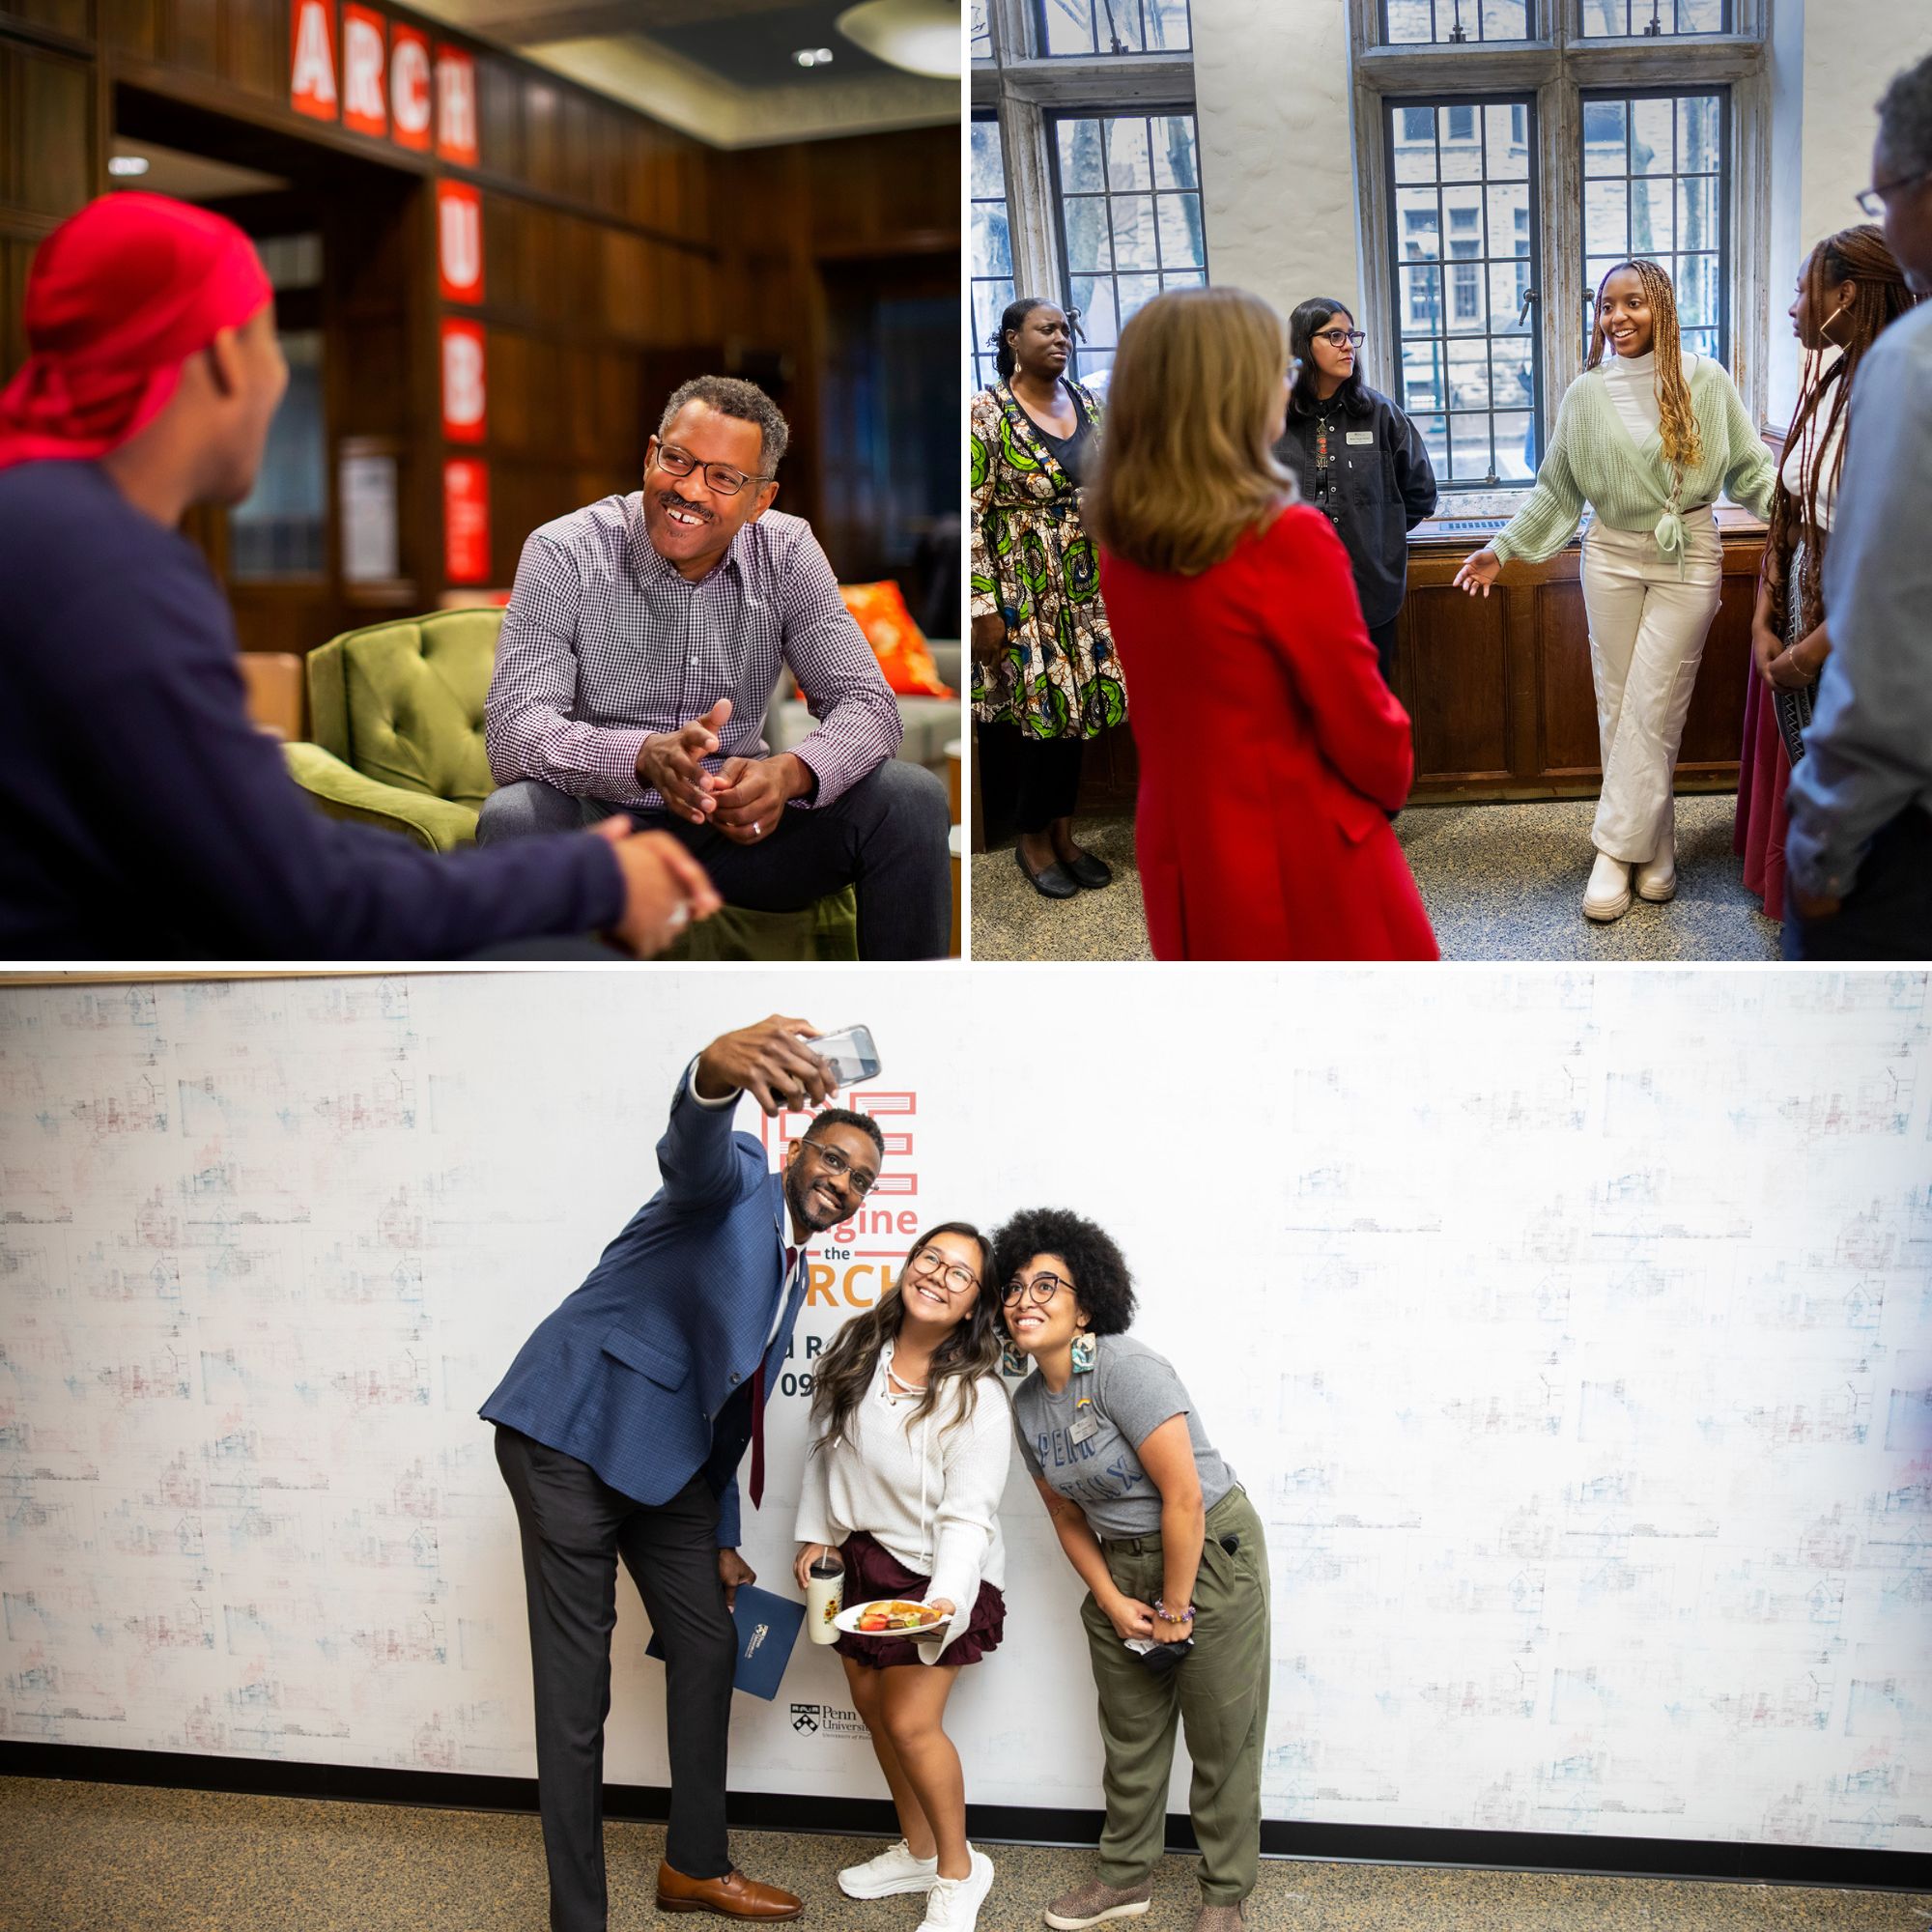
[644,1584,805,1701]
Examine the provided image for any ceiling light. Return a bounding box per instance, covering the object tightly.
[107,155,150,177]
[793,45,835,67]
[836,0,960,78]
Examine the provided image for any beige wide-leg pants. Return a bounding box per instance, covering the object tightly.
[1578,505,1724,866]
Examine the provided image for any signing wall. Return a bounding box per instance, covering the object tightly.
[1,971,1928,1854]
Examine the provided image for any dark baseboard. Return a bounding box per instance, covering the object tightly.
[3,1742,1926,1893]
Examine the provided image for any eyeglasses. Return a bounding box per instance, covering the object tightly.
[907,1248,981,1297]
[1312,328,1366,348]
[1001,1271,1070,1307]
[1856,171,1927,216]
[653,440,773,497]
[802,1138,877,1197]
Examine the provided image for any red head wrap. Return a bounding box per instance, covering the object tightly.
[0,191,273,473]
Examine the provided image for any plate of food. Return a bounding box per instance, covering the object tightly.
[834,1598,950,1635]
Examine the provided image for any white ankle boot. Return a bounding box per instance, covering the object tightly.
[1583,850,1633,922]
[1634,839,1676,902]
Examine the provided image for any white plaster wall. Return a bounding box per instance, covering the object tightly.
[1193,0,1363,358]
[3,971,1929,1853]
[1797,1,1932,260]
[1190,0,1932,429]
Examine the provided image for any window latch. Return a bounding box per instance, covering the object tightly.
[1516,286,1539,327]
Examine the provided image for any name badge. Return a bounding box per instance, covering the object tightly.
[1346,430,1376,445]
[1068,1410,1100,1445]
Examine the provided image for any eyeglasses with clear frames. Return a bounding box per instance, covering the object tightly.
[906,1248,981,1297]
[803,1139,876,1197]
[1001,1271,1070,1307]
[653,441,775,497]
[1857,172,1927,217]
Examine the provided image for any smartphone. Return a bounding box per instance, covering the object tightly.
[810,1025,882,1090]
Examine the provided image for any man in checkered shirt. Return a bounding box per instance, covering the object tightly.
[479,376,950,958]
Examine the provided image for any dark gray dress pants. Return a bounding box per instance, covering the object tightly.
[494,1427,736,1932]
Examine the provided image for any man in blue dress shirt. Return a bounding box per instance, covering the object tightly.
[484,1016,883,1928]
[1784,52,1932,959]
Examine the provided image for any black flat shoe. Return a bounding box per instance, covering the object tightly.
[1015,844,1079,899]
[1061,850,1112,890]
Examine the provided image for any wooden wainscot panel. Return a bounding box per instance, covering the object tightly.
[522,75,559,195]
[1677,541,1759,778]
[1535,577,1599,774]
[1396,579,1512,783]
[11,43,93,220]
[226,0,283,100]
[1,0,90,44]
[99,0,160,59]
[1400,526,1763,800]
[163,0,221,79]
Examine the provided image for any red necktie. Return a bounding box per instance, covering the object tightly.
[751,1246,799,1511]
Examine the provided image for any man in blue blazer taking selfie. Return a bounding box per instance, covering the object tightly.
[484,1014,884,1929]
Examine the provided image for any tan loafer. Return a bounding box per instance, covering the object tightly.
[655,1861,803,1919]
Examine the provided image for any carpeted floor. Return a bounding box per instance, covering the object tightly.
[1,1780,1926,1932]
[969,795,1782,963]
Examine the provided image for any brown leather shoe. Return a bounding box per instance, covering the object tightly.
[654,1861,803,1919]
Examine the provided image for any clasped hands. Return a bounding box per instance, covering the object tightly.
[636,698,810,843]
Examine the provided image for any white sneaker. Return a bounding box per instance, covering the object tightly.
[917,1849,994,1932]
[1582,849,1633,922]
[838,1838,940,1899]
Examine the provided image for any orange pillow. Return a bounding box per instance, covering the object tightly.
[838,581,954,698]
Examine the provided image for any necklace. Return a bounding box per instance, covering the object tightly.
[883,1348,928,1400]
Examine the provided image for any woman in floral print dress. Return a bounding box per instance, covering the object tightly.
[970,298,1125,899]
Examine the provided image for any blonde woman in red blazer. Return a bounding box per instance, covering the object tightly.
[1087,287,1437,962]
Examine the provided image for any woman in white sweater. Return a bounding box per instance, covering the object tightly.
[793,1221,1011,1932]
[1455,258,1775,923]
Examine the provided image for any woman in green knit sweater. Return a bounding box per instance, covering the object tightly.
[1454,260,1776,922]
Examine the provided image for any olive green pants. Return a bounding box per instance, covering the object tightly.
[1079,1487,1270,1905]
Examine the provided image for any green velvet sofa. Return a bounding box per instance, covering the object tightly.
[283,610,859,961]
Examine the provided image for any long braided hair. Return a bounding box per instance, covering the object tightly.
[1585,259,1701,471]
[1763,224,1922,639]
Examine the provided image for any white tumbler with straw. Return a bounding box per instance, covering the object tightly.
[807,1550,844,1644]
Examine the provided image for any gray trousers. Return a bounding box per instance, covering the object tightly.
[477,757,951,960]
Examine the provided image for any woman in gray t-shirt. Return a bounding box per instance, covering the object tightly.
[993,1207,1269,1932]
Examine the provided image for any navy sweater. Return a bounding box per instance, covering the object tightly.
[0,462,624,958]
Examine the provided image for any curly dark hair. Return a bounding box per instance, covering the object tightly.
[990,1207,1137,1337]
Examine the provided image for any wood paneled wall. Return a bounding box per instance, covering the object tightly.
[1042,527,1765,834]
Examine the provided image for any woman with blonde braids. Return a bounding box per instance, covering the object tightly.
[1456,260,1776,923]
[1734,225,1922,919]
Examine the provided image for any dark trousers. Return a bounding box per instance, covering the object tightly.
[478,758,952,960]
[1783,806,1932,961]
[1367,616,1398,687]
[495,1428,736,1932]
[978,723,1085,836]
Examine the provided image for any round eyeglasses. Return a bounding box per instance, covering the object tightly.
[906,1248,981,1297]
[1001,1272,1070,1307]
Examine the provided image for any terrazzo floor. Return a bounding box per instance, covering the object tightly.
[969,796,1782,963]
[2,1779,1926,1932]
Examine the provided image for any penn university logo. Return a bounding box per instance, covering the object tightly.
[791,1703,820,1734]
